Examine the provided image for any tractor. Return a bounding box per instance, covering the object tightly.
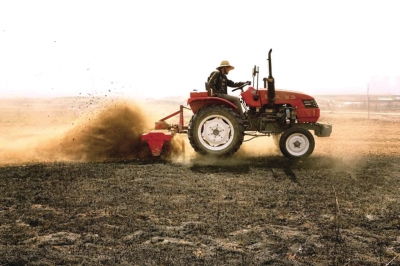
[142,49,332,160]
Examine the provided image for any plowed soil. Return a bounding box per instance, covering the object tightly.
[1,98,400,265]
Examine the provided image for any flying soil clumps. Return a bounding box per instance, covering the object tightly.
[57,101,151,162]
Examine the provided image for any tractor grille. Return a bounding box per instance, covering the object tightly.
[303,99,319,108]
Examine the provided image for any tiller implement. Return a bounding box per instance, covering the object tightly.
[141,105,189,156]
[141,49,332,160]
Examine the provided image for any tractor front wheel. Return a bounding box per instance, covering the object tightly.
[279,127,315,160]
[188,105,244,156]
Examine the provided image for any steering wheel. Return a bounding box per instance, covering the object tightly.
[231,83,248,93]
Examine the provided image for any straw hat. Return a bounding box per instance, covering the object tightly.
[217,60,234,70]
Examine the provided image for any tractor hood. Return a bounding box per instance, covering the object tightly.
[242,87,320,123]
[242,87,315,108]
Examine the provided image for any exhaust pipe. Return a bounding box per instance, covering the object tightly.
[267,49,275,107]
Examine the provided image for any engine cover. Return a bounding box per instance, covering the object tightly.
[241,87,320,123]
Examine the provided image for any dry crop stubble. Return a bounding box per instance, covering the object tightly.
[315,114,400,171]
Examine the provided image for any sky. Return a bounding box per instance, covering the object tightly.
[1,0,399,99]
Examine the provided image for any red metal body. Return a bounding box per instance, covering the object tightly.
[141,131,172,156]
[142,86,321,156]
[141,105,188,156]
[242,87,319,123]
[187,87,320,123]
[187,92,237,114]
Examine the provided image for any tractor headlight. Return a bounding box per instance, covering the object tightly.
[303,99,319,108]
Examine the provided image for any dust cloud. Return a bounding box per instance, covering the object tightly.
[238,136,280,157]
[0,99,156,165]
[53,101,151,162]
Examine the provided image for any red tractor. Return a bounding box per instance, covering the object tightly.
[142,49,332,160]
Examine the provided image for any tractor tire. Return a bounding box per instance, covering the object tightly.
[279,127,315,160]
[188,105,245,156]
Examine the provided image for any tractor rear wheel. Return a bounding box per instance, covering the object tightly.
[279,127,315,160]
[188,105,244,156]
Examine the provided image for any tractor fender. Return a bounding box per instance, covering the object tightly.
[187,96,237,114]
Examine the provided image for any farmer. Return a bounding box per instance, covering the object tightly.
[207,60,250,118]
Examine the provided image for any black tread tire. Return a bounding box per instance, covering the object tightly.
[188,105,244,156]
[279,127,315,160]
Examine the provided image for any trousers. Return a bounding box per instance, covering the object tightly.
[216,93,244,118]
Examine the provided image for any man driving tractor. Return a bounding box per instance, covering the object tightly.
[207,60,251,118]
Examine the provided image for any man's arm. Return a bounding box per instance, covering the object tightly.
[227,79,246,88]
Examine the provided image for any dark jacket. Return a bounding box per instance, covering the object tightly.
[208,70,245,95]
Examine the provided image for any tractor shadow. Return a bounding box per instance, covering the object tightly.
[189,155,338,182]
[189,163,251,174]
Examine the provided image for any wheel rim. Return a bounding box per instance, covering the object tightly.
[285,133,310,156]
[197,115,234,151]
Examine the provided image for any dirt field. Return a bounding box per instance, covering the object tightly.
[1,97,400,265]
